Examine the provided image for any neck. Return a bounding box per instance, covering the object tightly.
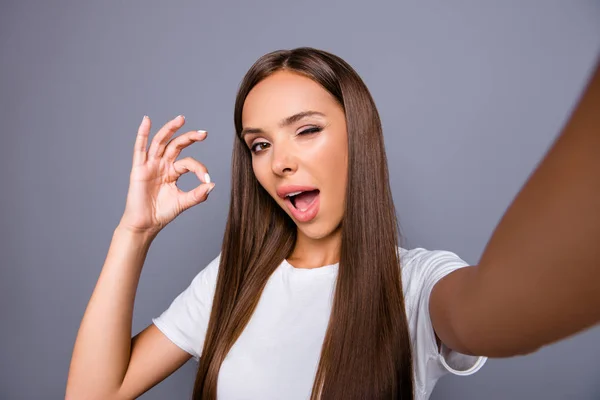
[287,224,342,269]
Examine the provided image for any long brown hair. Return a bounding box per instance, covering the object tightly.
[192,47,414,399]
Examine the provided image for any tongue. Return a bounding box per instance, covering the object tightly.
[294,190,319,210]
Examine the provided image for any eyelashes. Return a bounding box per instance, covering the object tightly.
[250,126,323,154]
[298,126,323,135]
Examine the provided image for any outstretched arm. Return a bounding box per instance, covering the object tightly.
[431,57,600,358]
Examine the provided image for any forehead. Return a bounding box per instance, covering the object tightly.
[242,70,338,126]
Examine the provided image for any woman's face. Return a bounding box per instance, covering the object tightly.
[241,70,348,240]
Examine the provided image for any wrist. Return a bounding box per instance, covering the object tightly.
[114,224,159,244]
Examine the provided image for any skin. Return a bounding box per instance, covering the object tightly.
[241,70,348,269]
[67,59,600,399]
[432,60,600,357]
[241,65,600,359]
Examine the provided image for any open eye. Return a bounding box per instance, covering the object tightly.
[250,142,270,154]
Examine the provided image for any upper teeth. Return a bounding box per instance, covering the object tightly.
[286,191,303,197]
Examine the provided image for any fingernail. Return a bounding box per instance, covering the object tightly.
[177,114,185,120]
[142,115,147,122]
[204,173,211,184]
[197,129,207,134]
[207,183,215,194]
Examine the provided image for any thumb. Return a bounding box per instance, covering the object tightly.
[180,183,215,211]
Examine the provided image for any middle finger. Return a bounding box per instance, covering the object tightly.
[163,130,208,163]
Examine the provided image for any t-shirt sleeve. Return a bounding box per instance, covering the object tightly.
[151,253,221,362]
[402,247,487,389]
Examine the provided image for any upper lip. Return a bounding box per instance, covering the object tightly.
[276,185,319,199]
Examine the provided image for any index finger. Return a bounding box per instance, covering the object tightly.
[133,115,151,167]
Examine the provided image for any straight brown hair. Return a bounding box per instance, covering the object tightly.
[192,47,414,399]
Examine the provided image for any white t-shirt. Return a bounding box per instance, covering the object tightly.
[152,246,486,399]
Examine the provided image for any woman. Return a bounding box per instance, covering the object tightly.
[66,48,600,400]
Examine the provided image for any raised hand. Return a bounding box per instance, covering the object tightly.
[118,115,215,236]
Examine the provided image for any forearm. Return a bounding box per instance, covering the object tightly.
[66,225,156,398]
[463,59,600,357]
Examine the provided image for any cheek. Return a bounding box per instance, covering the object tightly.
[317,138,347,185]
[252,158,275,196]
[252,160,265,186]
[313,148,347,212]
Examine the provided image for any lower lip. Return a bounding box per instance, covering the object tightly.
[284,192,320,223]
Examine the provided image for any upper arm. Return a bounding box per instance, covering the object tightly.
[111,254,222,399]
[429,265,479,356]
[402,247,487,384]
[115,324,192,400]
[430,263,547,358]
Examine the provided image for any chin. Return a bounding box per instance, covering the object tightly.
[295,220,341,240]
[297,226,327,239]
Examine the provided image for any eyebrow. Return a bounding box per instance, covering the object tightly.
[240,110,326,138]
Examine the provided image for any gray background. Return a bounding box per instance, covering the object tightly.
[1,1,599,399]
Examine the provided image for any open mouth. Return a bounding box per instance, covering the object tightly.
[287,189,320,211]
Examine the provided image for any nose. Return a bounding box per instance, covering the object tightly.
[271,140,298,176]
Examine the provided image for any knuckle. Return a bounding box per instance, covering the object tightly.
[164,141,182,157]
[170,119,182,129]
[187,157,200,166]
[149,136,161,149]
[195,190,207,202]
[174,135,191,149]
[163,148,175,159]
[173,135,186,146]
